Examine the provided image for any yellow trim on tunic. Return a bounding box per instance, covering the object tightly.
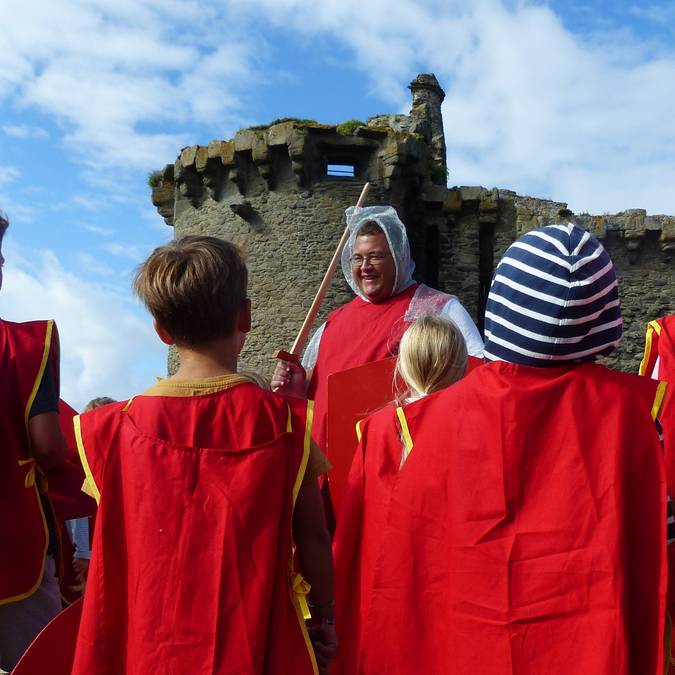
[355,419,363,443]
[23,320,54,437]
[288,400,319,674]
[2,321,54,606]
[74,415,100,505]
[396,406,414,458]
[292,401,314,508]
[140,373,255,398]
[640,320,662,376]
[652,381,668,422]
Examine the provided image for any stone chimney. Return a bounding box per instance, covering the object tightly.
[409,74,447,183]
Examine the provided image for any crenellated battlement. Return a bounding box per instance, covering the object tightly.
[152,117,442,226]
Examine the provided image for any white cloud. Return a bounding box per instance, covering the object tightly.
[2,124,48,139]
[0,166,20,186]
[104,242,150,262]
[0,183,36,223]
[0,237,165,409]
[228,0,675,214]
[0,0,254,170]
[74,251,115,277]
[72,195,104,211]
[81,223,113,237]
[630,4,675,27]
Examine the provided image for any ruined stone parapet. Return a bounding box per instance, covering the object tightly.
[151,117,444,226]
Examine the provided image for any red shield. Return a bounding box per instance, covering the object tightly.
[327,357,397,515]
[12,597,83,675]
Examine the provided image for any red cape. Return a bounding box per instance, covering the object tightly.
[641,316,675,493]
[640,315,675,640]
[72,383,318,675]
[0,318,56,603]
[339,361,667,675]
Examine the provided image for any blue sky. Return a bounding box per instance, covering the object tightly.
[1,0,674,408]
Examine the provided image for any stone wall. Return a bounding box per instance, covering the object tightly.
[152,73,674,376]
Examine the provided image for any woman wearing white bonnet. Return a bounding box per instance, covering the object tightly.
[272,204,483,453]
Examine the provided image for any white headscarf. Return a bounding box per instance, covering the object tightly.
[340,205,416,302]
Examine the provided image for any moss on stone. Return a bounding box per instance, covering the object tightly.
[247,117,318,131]
[147,170,162,188]
[429,161,448,183]
[336,119,365,135]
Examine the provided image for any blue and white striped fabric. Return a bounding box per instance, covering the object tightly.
[483,222,622,366]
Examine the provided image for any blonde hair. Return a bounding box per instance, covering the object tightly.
[395,316,468,402]
[133,235,247,346]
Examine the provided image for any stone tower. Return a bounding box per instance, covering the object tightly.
[152,73,674,375]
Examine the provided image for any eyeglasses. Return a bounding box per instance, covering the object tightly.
[350,252,391,267]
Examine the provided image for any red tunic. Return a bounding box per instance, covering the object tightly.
[340,362,667,675]
[332,403,404,675]
[308,283,418,453]
[0,318,57,604]
[640,316,675,492]
[72,380,319,675]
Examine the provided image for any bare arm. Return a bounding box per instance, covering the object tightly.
[293,471,337,673]
[28,411,68,470]
[293,471,334,613]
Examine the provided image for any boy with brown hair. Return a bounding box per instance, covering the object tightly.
[72,235,336,675]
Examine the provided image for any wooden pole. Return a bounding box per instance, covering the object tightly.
[275,181,370,363]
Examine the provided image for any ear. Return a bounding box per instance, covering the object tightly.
[237,298,252,334]
[153,318,174,345]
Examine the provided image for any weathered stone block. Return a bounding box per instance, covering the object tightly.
[180,146,198,169]
[443,189,462,213]
[151,183,174,208]
[266,121,295,146]
[661,217,675,241]
[234,129,259,152]
[479,188,499,213]
[173,158,183,180]
[219,141,236,167]
[459,186,485,202]
[195,146,209,172]
[207,140,224,160]
[587,215,606,239]
[621,209,647,238]
[252,137,270,165]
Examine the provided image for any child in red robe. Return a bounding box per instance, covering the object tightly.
[332,315,468,675]
[0,211,73,671]
[72,236,336,675]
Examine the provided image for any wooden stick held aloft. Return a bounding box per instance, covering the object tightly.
[277,182,371,363]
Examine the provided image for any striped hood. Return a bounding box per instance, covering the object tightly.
[483,222,622,366]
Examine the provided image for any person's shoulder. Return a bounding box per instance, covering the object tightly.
[79,400,128,427]
[358,402,398,436]
[1,317,54,339]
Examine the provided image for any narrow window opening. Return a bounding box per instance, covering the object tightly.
[327,163,355,178]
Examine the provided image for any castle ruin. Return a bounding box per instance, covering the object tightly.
[151,74,674,374]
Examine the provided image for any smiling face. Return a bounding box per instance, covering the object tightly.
[351,232,396,302]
